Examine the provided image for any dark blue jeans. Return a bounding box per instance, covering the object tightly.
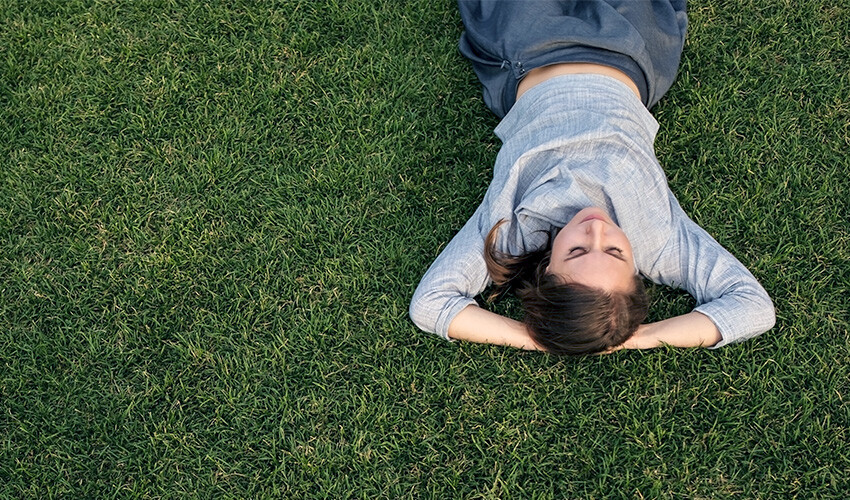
[458,0,688,117]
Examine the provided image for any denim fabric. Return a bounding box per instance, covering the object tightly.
[409,75,775,348]
[458,0,688,117]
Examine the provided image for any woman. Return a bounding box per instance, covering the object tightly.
[409,0,775,354]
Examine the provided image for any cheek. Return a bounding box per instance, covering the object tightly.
[616,232,634,252]
[552,228,577,251]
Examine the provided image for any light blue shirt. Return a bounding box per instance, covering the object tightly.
[409,74,775,348]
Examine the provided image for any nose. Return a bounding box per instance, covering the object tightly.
[584,218,606,233]
[584,219,606,247]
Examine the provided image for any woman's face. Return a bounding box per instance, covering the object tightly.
[547,207,636,292]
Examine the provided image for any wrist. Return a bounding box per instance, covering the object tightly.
[623,324,656,350]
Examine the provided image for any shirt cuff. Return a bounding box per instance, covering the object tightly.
[693,302,740,349]
[435,297,477,342]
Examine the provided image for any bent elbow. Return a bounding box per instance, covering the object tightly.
[408,299,428,333]
[760,295,777,333]
[745,291,776,340]
[408,288,438,334]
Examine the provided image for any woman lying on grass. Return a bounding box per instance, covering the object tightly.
[409,0,775,354]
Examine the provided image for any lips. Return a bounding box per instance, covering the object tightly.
[580,214,606,223]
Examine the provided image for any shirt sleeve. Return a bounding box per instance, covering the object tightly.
[647,199,776,347]
[409,205,492,340]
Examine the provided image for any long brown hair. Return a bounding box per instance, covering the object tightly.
[484,220,648,354]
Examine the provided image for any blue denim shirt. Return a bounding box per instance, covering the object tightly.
[409,74,775,348]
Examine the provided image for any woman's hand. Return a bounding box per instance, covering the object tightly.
[618,312,722,350]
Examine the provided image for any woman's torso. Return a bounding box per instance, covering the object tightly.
[516,63,641,102]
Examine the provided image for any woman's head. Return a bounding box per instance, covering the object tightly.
[484,207,648,354]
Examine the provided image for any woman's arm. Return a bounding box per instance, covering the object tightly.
[409,206,493,339]
[644,200,776,348]
[452,307,720,352]
[621,311,722,350]
[448,305,543,351]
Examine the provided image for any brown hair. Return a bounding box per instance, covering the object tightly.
[484,220,649,354]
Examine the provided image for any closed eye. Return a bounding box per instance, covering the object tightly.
[606,247,627,262]
[565,246,627,263]
[564,247,587,261]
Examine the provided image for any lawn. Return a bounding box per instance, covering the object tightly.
[1,0,848,497]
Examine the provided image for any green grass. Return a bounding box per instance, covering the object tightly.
[1,0,848,497]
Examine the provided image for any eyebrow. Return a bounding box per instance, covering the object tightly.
[565,249,628,264]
